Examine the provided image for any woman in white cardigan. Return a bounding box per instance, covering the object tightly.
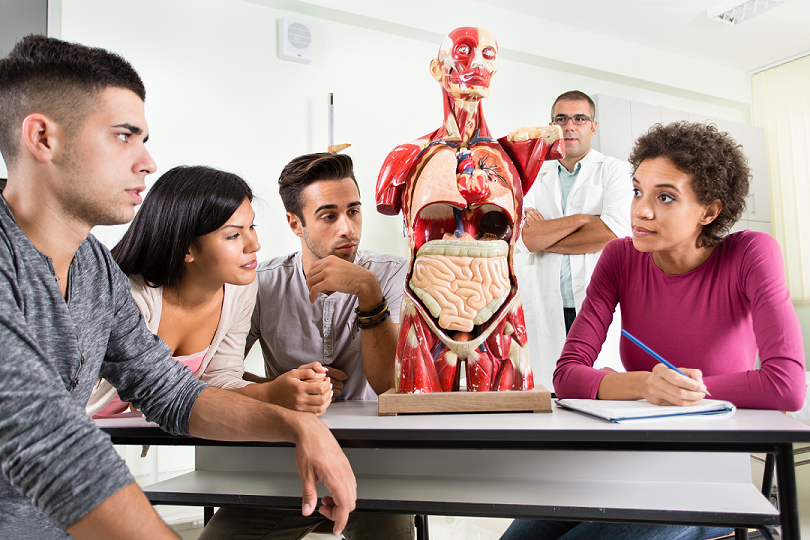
[87,166,332,417]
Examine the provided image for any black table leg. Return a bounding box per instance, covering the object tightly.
[762,453,775,499]
[415,514,429,540]
[204,506,214,526]
[735,528,749,539]
[776,443,800,540]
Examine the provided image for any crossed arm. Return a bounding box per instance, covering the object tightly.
[521,207,617,255]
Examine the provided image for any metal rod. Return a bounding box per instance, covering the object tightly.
[328,93,334,148]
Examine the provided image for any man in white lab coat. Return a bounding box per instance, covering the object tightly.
[517,91,633,391]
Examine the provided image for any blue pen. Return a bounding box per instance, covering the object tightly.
[621,329,711,396]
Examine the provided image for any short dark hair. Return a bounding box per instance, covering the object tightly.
[629,121,750,248]
[551,90,595,119]
[278,152,358,225]
[0,34,145,168]
[111,166,253,289]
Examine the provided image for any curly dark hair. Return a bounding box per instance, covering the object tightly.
[629,121,750,247]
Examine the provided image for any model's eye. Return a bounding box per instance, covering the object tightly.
[660,193,675,203]
[632,188,641,197]
[482,47,496,60]
[456,44,471,56]
[116,133,129,142]
[226,233,239,240]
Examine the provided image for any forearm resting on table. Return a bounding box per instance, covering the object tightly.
[66,482,178,540]
[522,214,596,252]
[189,386,302,442]
[596,371,648,400]
[543,218,616,255]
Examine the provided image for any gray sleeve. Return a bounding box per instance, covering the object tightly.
[100,261,208,436]
[0,248,133,529]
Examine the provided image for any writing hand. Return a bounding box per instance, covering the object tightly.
[643,363,707,406]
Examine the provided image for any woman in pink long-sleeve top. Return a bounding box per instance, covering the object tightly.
[553,121,806,411]
[499,122,806,540]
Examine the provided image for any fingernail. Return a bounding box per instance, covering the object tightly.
[330,390,334,398]
[303,503,312,514]
[330,381,333,389]
[335,530,342,537]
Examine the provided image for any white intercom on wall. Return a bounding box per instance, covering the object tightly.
[278,16,313,64]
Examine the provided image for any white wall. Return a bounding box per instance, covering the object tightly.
[55,0,754,262]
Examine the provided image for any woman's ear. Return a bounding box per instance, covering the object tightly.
[701,199,723,225]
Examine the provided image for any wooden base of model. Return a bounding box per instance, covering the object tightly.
[378,386,552,416]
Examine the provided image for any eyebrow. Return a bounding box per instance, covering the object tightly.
[632,178,682,192]
[314,201,362,214]
[114,123,149,143]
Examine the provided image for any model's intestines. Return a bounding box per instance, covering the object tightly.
[410,239,510,332]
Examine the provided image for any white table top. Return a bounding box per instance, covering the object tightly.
[96,400,810,447]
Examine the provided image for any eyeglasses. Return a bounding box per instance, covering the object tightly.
[552,114,593,126]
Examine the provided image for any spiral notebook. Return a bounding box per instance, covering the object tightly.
[555,398,736,423]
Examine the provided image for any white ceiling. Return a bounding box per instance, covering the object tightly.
[490,0,810,73]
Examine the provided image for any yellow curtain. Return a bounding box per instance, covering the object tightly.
[752,55,810,305]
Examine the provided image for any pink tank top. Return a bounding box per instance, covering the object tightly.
[93,347,210,418]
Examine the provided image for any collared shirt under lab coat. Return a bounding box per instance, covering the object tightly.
[516,149,633,391]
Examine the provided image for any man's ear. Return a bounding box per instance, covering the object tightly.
[429,58,443,82]
[21,113,62,164]
[701,199,723,225]
[286,212,304,238]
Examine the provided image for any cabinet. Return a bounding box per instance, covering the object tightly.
[593,94,772,235]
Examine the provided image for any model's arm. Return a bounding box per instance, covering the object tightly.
[188,386,357,534]
[306,256,397,394]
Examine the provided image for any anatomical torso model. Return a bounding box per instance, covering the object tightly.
[376,27,563,394]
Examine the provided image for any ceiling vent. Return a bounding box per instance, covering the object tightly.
[707,0,787,25]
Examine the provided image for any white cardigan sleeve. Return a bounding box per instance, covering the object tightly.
[197,280,257,389]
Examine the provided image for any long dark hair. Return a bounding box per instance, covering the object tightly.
[112,165,253,288]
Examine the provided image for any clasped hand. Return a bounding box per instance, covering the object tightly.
[266,362,348,416]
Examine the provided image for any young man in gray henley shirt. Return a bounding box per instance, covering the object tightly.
[0,35,355,540]
[200,153,412,539]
